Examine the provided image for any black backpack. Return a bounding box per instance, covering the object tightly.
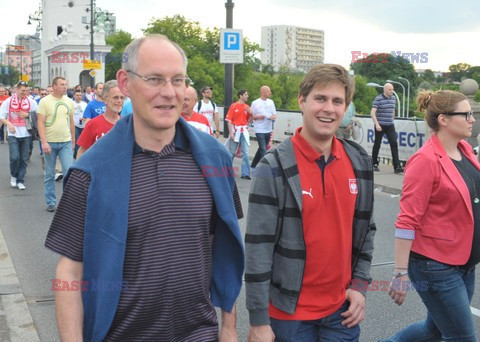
[197,100,216,112]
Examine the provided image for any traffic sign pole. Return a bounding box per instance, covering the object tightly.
[223,0,234,138]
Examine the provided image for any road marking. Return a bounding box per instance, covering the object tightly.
[471,306,480,317]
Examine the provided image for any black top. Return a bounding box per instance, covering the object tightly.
[452,152,480,267]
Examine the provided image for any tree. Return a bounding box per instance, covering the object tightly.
[422,69,435,83]
[448,63,471,82]
[105,30,133,81]
[0,65,20,87]
[350,53,419,90]
[352,75,378,115]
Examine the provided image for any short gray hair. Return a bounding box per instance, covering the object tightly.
[102,80,118,98]
[122,34,188,73]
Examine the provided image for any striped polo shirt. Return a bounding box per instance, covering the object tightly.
[46,139,242,340]
[372,93,395,126]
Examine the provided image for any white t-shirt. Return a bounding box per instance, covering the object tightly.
[194,100,217,129]
[73,100,87,128]
[251,98,276,133]
[0,96,38,138]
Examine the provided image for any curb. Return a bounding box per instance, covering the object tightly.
[0,229,40,341]
[374,184,402,196]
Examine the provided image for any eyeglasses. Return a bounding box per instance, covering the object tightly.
[127,70,191,88]
[443,111,474,121]
[17,81,28,86]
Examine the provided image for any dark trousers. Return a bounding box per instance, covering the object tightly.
[0,124,4,142]
[251,132,271,168]
[74,126,83,159]
[372,124,401,169]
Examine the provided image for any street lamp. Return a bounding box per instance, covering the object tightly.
[367,82,402,118]
[85,1,113,87]
[387,80,406,118]
[398,77,410,117]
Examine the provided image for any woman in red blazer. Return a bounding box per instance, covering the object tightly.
[382,90,479,341]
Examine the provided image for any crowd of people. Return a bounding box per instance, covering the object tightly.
[0,33,478,341]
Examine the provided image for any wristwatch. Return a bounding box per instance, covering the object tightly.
[392,271,408,278]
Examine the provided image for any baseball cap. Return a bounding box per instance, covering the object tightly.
[201,86,213,93]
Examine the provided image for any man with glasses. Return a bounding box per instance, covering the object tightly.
[45,34,244,341]
[0,81,38,189]
[37,77,75,211]
[370,83,403,174]
[76,80,123,158]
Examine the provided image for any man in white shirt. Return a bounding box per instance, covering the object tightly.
[73,90,87,159]
[0,81,38,189]
[250,85,276,168]
[194,86,220,138]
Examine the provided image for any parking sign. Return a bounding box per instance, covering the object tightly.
[220,29,244,64]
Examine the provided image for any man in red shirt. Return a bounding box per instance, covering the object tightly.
[76,80,124,158]
[246,64,375,341]
[181,86,212,135]
[0,86,9,144]
[226,89,252,179]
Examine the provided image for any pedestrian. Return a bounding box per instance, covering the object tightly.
[226,89,253,179]
[335,102,356,139]
[76,80,123,159]
[194,86,220,138]
[245,64,376,342]
[45,34,244,341]
[72,90,87,159]
[181,86,212,135]
[250,85,276,169]
[82,86,94,103]
[0,86,10,144]
[37,77,75,212]
[370,83,403,173]
[382,90,478,342]
[82,82,105,124]
[0,81,38,190]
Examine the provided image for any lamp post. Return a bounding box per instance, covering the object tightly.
[367,82,402,118]
[387,80,406,118]
[224,0,234,138]
[398,77,410,117]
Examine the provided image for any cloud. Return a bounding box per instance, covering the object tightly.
[274,0,480,33]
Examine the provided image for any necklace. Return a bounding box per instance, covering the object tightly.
[455,157,480,204]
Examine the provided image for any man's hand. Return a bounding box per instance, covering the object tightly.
[248,325,275,342]
[388,274,409,305]
[219,325,238,342]
[269,114,277,121]
[340,289,365,328]
[375,123,382,132]
[18,111,29,119]
[42,141,52,154]
[229,133,235,141]
[215,131,220,138]
[7,123,15,134]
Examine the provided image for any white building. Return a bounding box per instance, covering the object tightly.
[33,0,112,88]
[261,25,324,73]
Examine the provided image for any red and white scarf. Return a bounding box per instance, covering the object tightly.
[8,94,30,127]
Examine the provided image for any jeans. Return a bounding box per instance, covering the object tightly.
[74,126,83,159]
[371,124,401,169]
[270,301,360,342]
[0,124,4,142]
[44,141,73,206]
[228,134,250,177]
[381,258,476,341]
[251,132,271,168]
[8,135,32,184]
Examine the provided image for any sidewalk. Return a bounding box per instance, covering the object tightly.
[0,229,40,341]
[224,136,404,195]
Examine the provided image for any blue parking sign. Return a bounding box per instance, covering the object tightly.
[224,32,240,50]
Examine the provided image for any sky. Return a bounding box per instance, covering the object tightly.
[2,0,480,72]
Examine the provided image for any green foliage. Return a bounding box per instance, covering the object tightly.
[448,63,471,82]
[350,53,419,90]
[474,90,480,103]
[418,81,433,90]
[0,65,20,87]
[105,30,133,81]
[422,69,435,83]
[353,76,378,115]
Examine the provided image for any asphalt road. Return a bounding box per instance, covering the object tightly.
[0,142,479,341]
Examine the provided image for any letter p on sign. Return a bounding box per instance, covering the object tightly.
[225,33,240,50]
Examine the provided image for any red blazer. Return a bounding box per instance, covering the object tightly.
[396,134,480,265]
